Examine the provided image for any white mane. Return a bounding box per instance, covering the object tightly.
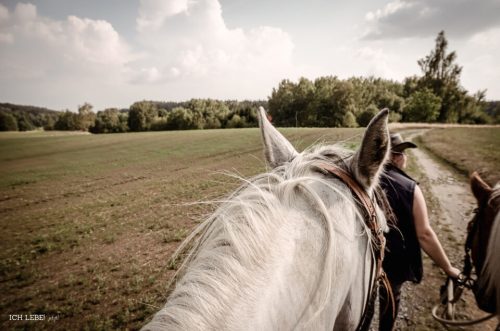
[143,145,387,330]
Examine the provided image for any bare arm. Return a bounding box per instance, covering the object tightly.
[413,185,460,278]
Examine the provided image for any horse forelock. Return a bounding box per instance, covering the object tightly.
[144,144,386,330]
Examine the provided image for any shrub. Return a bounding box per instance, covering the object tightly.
[0,112,18,131]
[404,88,441,122]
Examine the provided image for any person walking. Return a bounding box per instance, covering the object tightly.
[378,133,460,331]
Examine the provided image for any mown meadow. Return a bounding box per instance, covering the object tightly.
[418,127,499,185]
[0,128,362,330]
[0,126,498,330]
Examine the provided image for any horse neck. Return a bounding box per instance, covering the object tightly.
[477,212,500,315]
[144,173,373,330]
[480,185,500,309]
[474,186,500,315]
[473,188,500,273]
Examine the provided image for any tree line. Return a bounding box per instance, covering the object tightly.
[0,100,266,133]
[0,31,498,133]
[268,31,498,127]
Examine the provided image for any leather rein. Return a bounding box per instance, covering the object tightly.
[318,164,393,331]
[431,207,495,326]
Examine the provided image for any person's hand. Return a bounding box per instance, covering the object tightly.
[445,266,461,279]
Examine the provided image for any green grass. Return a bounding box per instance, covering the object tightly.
[417,127,500,185]
[0,127,362,330]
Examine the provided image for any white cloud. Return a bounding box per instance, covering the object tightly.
[0,3,9,22]
[363,0,500,40]
[129,0,295,88]
[0,3,135,109]
[354,47,396,78]
[460,27,500,99]
[13,2,37,22]
[0,0,297,109]
[470,27,500,48]
[136,0,189,32]
[1,3,131,68]
[64,16,130,65]
[0,32,13,43]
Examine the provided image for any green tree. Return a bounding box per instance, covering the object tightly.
[268,79,297,127]
[342,111,358,128]
[457,90,491,124]
[0,112,18,131]
[167,107,196,130]
[404,88,441,122]
[357,105,379,127]
[293,77,316,126]
[485,101,500,124]
[90,108,128,133]
[417,31,463,122]
[14,112,35,131]
[227,114,247,128]
[320,80,355,127]
[55,111,80,130]
[42,113,56,130]
[128,101,157,131]
[76,102,96,131]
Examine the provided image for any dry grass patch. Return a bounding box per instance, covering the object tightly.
[417,127,499,185]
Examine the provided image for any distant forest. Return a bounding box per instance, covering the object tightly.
[1,31,499,133]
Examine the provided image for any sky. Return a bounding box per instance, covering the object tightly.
[0,0,499,111]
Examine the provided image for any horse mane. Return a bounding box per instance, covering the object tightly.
[483,183,500,310]
[146,144,388,329]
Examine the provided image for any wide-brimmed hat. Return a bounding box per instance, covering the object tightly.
[390,133,417,153]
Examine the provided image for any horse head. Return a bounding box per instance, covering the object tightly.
[469,172,500,274]
[143,108,391,330]
[468,172,500,314]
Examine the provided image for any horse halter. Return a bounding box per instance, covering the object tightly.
[317,163,392,331]
[462,208,480,290]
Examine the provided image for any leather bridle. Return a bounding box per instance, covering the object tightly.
[317,163,393,331]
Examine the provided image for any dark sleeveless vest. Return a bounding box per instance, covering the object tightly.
[380,164,423,283]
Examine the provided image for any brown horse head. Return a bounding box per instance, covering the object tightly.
[468,171,500,313]
[469,172,496,274]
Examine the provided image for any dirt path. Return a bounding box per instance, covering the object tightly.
[407,129,475,246]
[387,129,498,330]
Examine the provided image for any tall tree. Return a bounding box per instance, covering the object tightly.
[0,112,18,131]
[77,102,96,131]
[128,101,157,131]
[404,88,441,122]
[417,31,463,122]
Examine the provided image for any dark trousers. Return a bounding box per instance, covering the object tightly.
[379,276,403,331]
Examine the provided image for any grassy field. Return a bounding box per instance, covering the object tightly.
[1,126,497,330]
[0,128,363,330]
[417,127,500,185]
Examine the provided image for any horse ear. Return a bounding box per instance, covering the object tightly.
[351,108,390,192]
[470,171,492,202]
[258,107,298,168]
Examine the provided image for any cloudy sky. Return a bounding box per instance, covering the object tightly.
[0,0,499,111]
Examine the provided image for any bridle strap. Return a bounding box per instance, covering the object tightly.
[317,163,389,331]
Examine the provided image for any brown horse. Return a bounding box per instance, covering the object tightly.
[468,172,500,316]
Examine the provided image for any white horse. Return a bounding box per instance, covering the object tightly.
[142,108,391,330]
